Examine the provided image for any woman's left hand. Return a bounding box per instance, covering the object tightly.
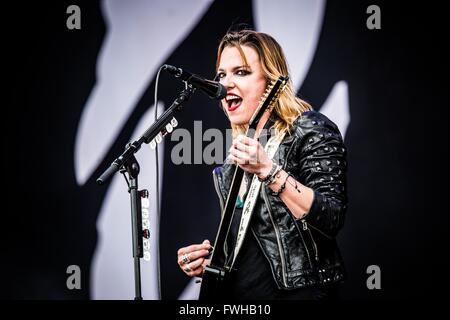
[228,134,272,178]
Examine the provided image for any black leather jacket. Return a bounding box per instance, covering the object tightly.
[213,110,348,289]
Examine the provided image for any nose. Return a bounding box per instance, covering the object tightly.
[220,74,235,89]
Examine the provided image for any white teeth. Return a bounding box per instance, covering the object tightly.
[225,95,241,102]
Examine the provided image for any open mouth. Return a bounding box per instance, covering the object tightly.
[225,94,243,111]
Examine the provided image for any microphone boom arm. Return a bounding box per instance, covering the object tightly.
[96,86,194,185]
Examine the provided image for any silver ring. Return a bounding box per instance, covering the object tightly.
[184,265,192,272]
[182,253,190,264]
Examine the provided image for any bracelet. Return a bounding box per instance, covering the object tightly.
[287,175,302,194]
[258,161,278,183]
[272,173,291,196]
[265,165,282,186]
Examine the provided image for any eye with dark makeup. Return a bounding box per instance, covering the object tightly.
[215,68,251,81]
[235,69,250,76]
[215,72,225,81]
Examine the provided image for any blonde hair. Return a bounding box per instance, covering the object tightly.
[216,29,312,138]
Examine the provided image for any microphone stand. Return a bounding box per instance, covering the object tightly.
[96,86,194,300]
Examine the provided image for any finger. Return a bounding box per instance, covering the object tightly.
[229,147,250,161]
[189,257,205,270]
[228,154,250,166]
[183,258,205,276]
[182,264,193,275]
[191,266,205,277]
[179,249,210,266]
[229,154,252,167]
[231,145,260,166]
[178,252,192,266]
[177,243,211,256]
[178,255,185,267]
[237,135,256,146]
[202,258,211,268]
[203,240,214,254]
[236,141,260,160]
[234,140,253,153]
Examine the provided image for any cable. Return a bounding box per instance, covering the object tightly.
[153,65,164,300]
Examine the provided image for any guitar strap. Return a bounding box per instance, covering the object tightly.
[230,131,286,268]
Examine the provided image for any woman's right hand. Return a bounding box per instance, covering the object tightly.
[177,239,212,277]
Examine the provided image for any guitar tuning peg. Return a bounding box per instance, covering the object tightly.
[155,132,163,144]
[149,139,157,149]
[170,117,178,127]
[165,123,173,133]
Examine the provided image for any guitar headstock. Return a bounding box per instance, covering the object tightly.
[249,75,289,128]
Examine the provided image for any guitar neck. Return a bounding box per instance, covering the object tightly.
[209,165,243,267]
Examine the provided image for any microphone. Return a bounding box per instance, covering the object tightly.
[162,64,227,100]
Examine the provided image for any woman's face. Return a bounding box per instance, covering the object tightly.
[217,45,267,125]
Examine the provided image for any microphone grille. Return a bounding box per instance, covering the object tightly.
[163,64,181,76]
[216,83,227,100]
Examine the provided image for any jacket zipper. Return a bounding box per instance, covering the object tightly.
[284,136,319,263]
[262,187,288,287]
[302,220,319,261]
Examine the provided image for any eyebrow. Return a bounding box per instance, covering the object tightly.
[217,65,251,72]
